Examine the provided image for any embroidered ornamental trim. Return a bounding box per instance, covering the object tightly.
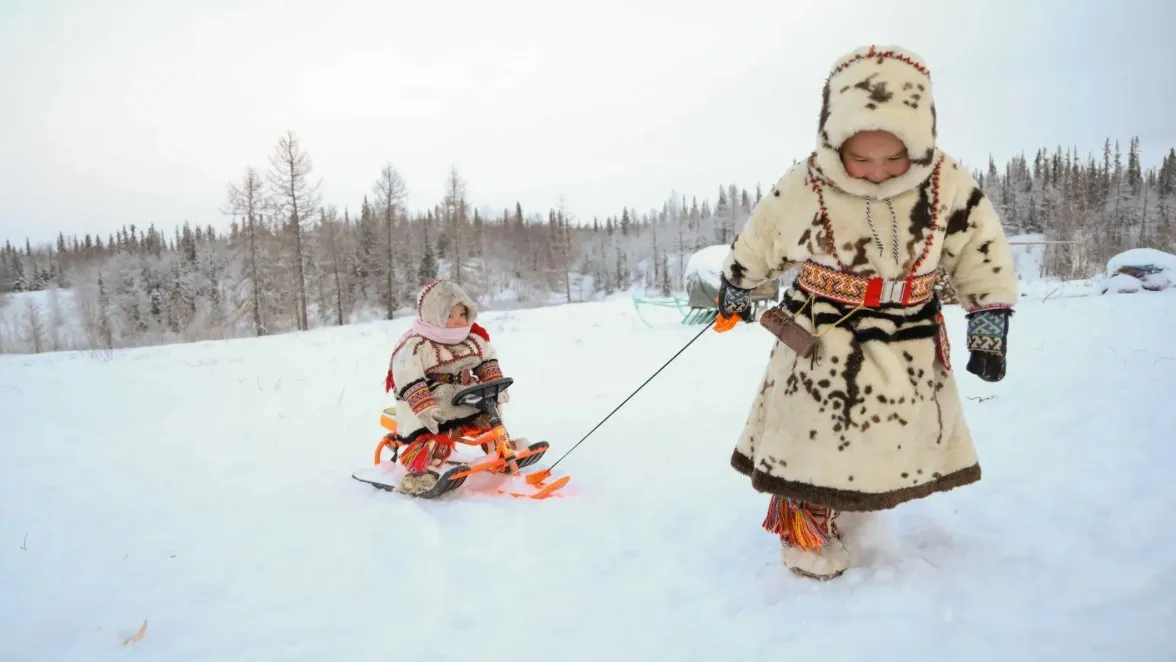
[415,280,444,317]
[806,156,944,277]
[474,359,503,382]
[390,336,424,367]
[798,260,937,308]
[966,308,1010,354]
[428,339,484,372]
[393,336,484,378]
[400,380,436,414]
[425,369,480,386]
[828,45,931,82]
[965,303,1012,314]
[721,279,752,314]
[935,311,952,371]
[396,377,424,400]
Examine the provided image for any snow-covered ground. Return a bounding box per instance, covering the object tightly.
[2,286,1174,661]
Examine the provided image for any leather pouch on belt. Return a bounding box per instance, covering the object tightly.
[759,305,818,358]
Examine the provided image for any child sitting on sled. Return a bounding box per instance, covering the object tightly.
[384,279,513,496]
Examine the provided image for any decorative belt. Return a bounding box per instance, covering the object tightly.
[797,260,937,308]
[427,370,477,386]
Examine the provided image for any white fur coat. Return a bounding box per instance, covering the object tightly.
[388,280,504,442]
[722,46,1018,511]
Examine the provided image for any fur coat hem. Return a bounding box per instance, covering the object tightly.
[731,448,981,511]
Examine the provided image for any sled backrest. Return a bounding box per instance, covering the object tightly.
[380,407,398,434]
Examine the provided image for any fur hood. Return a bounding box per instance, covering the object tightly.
[415,279,478,327]
[813,44,939,200]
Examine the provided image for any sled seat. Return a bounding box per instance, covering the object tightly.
[377,407,498,448]
[380,407,398,435]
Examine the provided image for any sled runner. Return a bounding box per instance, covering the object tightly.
[353,377,570,500]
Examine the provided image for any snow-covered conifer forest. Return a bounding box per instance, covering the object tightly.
[1,132,1173,354]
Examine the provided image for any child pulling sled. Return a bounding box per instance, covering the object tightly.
[716,44,1018,580]
[384,279,519,496]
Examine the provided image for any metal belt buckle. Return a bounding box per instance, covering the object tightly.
[864,277,911,307]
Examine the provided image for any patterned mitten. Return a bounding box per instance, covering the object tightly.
[717,274,754,321]
[965,308,1012,382]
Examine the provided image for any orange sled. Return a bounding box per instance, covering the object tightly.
[359,377,570,500]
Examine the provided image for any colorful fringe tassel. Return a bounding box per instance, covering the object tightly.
[762,495,840,551]
[400,436,454,474]
[400,414,495,475]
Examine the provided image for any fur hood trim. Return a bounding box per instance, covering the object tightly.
[813,44,940,200]
[416,280,478,327]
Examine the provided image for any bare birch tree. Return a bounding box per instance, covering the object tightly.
[22,296,45,353]
[554,197,572,303]
[374,164,408,318]
[443,166,468,286]
[315,206,347,326]
[266,130,320,331]
[222,166,268,335]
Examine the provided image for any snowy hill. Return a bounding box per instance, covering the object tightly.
[1,290,1174,661]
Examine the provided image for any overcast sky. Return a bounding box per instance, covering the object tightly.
[1,0,1173,246]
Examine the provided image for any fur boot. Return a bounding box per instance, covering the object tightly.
[396,434,453,496]
[780,537,850,580]
[397,470,440,496]
[764,495,850,580]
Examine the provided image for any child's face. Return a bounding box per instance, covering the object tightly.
[841,131,910,183]
[447,304,469,328]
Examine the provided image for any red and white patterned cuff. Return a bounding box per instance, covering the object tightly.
[400,380,436,414]
[964,303,1013,315]
[474,359,503,382]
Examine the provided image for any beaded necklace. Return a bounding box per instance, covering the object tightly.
[805,155,944,279]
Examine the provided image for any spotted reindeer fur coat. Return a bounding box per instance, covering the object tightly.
[723,45,1018,511]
